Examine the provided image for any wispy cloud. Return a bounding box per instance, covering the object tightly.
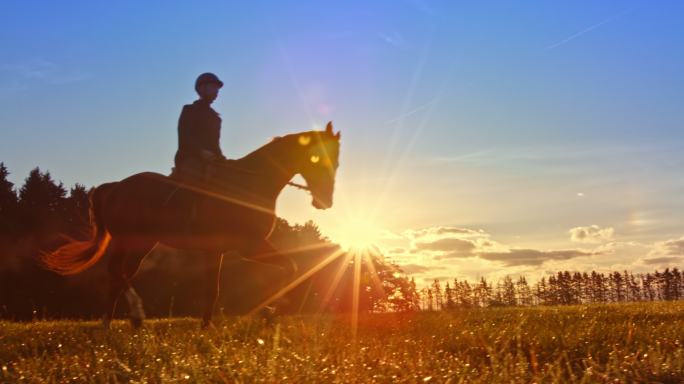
[641,256,682,265]
[378,30,409,49]
[479,249,595,267]
[0,59,91,86]
[384,98,440,125]
[546,7,633,50]
[401,0,439,18]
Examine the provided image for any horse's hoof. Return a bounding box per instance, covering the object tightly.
[130,317,144,329]
[201,321,216,330]
[259,306,276,325]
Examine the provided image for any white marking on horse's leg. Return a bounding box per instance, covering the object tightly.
[124,287,146,321]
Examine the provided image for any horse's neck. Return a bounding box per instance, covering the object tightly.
[229,138,297,198]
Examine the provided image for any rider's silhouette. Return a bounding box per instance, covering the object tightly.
[174,72,225,182]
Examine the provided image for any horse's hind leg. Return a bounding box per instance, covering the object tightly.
[122,241,157,328]
[202,252,224,329]
[102,238,126,330]
[102,238,156,330]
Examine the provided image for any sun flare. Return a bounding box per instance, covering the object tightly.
[331,217,383,251]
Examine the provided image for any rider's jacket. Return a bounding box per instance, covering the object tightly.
[174,99,223,167]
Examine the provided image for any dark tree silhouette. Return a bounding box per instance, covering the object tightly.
[1,162,683,320]
[0,163,18,236]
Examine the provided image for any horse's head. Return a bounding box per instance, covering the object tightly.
[294,121,341,209]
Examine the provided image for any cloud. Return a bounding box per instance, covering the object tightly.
[422,276,453,283]
[569,225,614,243]
[0,59,90,87]
[478,249,594,267]
[381,222,683,285]
[387,247,407,254]
[404,225,503,260]
[658,238,684,255]
[398,263,444,274]
[434,252,477,260]
[403,226,486,240]
[414,237,476,253]
[641,256,683,266]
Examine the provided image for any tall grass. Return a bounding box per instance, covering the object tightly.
[1,302,682,383]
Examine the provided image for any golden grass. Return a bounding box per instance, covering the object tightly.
[1,302,683,383]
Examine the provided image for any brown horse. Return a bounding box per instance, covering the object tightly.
[42,122,341,329]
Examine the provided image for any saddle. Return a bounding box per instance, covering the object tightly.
[163,160,213,230]
[163,159,245,228]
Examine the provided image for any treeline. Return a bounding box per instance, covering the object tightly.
[1,162,682,319]
[419,269,684,310]
[0,163,89,243]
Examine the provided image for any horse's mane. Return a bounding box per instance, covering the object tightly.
[235,130,335,163]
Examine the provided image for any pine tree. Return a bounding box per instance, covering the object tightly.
[642,273,656,301]
[0,162,18,235]
[476,277,491,307]
[515,276,532,306]
[459,279,473,307]
[444,282,455,310]
[581,272,592,303]
[626,271,641,302]
[18,167,67,235]
[662,268,674,301]
[610,271,625,302]
[409,277,421,311]
[571,272,583,304]
[431,280,443,310]
[63,183,90,236]
[501,275,516,306]
[672,268,682,300]
[536,277,549,305]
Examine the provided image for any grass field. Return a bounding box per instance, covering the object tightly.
[1,302,683,383]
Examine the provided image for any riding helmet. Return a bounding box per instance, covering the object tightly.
[195,72,224,92]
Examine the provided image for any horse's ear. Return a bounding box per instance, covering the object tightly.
[335,131,341,140]
[325,121,333,135]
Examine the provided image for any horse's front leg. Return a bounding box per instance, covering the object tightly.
[201,251,224,329]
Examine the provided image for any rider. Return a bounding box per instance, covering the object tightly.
[173,72,226,183]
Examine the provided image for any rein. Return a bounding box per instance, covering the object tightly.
[286,181,310,191]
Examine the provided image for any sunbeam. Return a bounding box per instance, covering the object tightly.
[247,248,346,316]
[318,252,353,312]
[351,249,362,339]
[362,247,386,300]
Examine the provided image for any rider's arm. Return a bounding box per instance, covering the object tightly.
[211,126,225,159]
[178,105,202,156]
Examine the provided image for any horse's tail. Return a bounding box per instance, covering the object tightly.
[42,182,116,275]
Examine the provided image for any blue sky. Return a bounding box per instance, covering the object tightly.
[1,1,683,281]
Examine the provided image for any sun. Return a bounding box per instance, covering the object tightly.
[330,217,384,251]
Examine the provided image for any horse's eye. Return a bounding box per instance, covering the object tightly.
[310,155,320,164]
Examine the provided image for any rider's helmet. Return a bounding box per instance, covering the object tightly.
[195,72,224,93]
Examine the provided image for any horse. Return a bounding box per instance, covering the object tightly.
[42,122,341,329]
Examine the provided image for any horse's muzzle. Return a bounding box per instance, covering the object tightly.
[312,198,331,210]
